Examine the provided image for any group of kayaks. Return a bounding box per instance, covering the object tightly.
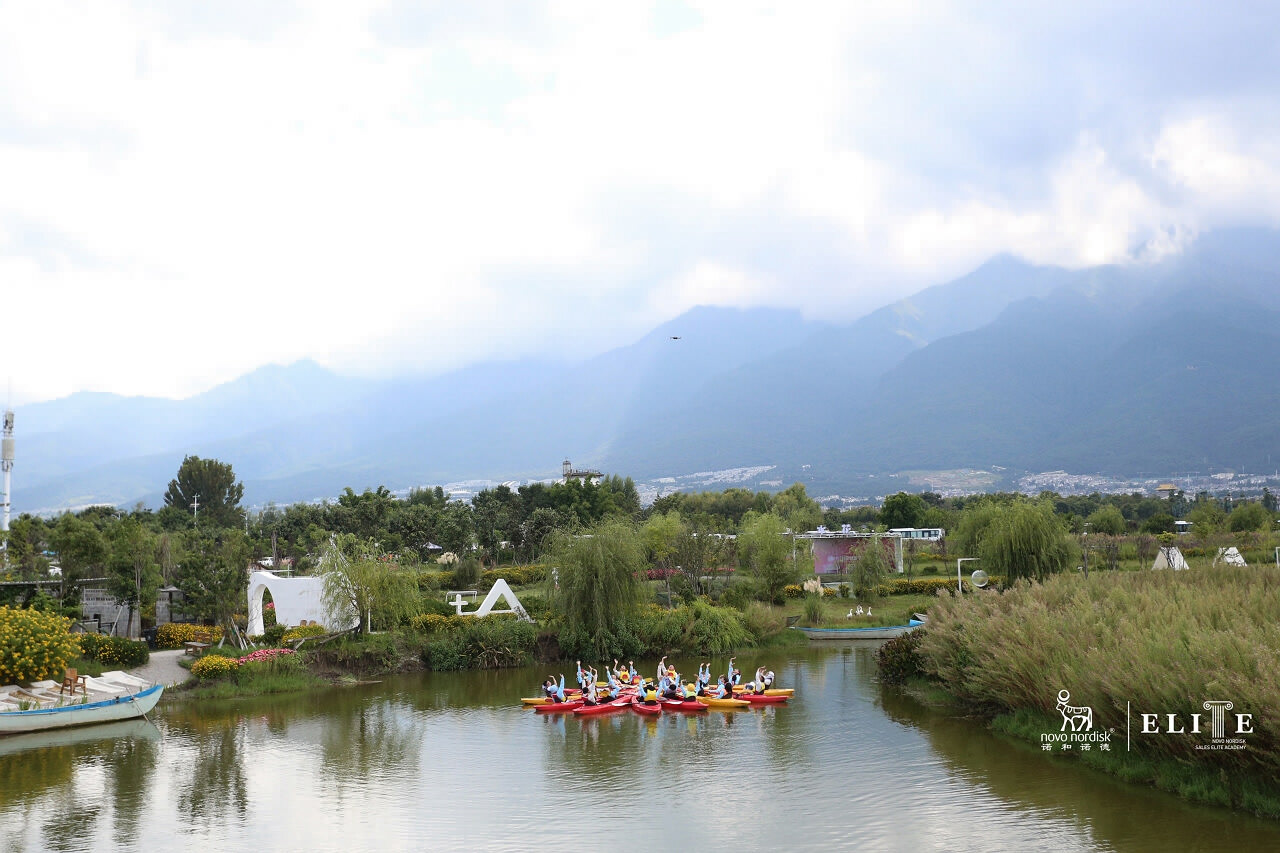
[521,684,795,716]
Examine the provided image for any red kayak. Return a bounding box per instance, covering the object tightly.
[738,692,788,705]
[574,698,631,716]
[661,699,708,713]
[630,698,663,716]
[535,699,584,713]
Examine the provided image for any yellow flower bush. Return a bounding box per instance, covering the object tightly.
[410,613,465,633]
[280,624,326,643]
[189,654,238,679]
[155,623,224,649]
[0,606,80,684]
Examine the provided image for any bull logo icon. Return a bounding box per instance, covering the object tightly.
[1057,689,1093,732]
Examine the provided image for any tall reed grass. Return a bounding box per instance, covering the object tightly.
[918,567,1280,776]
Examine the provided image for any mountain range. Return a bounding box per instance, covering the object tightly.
[14,228,1280,513]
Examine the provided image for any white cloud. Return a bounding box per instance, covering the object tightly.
[1,2,1278,403]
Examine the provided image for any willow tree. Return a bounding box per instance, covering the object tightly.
[979,501,1075,583]
[546,518,646,658]
[320,536,420,634]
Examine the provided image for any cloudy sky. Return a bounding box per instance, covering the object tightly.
[3,1,1279,404]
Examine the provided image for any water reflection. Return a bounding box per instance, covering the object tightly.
[0,648,1277,853]
[878,686,1280,852]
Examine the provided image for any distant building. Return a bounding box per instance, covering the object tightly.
[888,527,945,542]
[562,458,602,483]
[1155,483,1178,498]
[1174,520,1192,534]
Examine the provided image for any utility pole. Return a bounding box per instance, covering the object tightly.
[191,494,200,521]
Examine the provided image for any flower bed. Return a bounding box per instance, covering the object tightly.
[155,623,224,649]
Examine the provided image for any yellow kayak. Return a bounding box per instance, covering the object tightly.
[521,697,550,706]
[696,695,750,708]
[732,686,794,697]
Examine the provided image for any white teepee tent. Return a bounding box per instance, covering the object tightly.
[1213,546,1248,567]
[1152,545,1190,571]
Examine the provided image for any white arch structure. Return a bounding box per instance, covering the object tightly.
[247,570,358,636]
[450,579,531,621]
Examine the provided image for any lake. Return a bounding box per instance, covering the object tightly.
[2,642,1277,852]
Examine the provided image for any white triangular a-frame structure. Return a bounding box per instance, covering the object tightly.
[452,578,531,621]
[1151,545,1190,571]
[1213,546,1248,567]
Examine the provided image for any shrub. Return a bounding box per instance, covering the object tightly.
[480,565,548,588]
[155,623,224,649]
[410,613,465,633]
[876,630,925,685]
[417,597,456,617]
[281,624,326,644]
[0,606,80,684]
[190,654,238,679]
[77,633,150,668]
[259,624,288,646]
[741,602,785,642]
[421,617,537,670]
[783,584,804,599]
[802,595,823,625]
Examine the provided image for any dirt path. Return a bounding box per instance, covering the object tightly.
[126,648,192,687]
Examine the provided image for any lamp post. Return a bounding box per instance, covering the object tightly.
[957,557,979,594]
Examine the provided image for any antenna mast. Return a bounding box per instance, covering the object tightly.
[1,408,13,554]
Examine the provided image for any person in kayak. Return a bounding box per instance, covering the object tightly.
[576,660,589,690]
[628,661,639,684]
[603,665,623,699]
[749,666,768,694]
[682,681,698,701]
[727,657,740,686]
[712,675,733,699]
[542,677,558,699]
[763,669,775,689]
[549,674,568,703]
[582,675,601,706]
[640,678,660,705]
[696,662,711,691]
[657,655,670,682]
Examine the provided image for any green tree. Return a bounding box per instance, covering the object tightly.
[1227,500,1271,533]
[772,483,823,534]
[518,507,565,562]
[163,456,245,529]
[737,512,798,604]
[174,527,250,633]
[979,502,1075,584]
[880,492,928,530]
[434,502,475,556]
[319,537,419,633]
[1188,502,1226,536]
[50,513,108,591]
[105,518,161,634]
[1085,504,1127,536]
[546,518,646,658]
[851,536,891,599]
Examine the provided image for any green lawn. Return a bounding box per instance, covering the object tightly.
[795,593,938,628]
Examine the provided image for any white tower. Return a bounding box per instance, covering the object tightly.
[1,408,12,540]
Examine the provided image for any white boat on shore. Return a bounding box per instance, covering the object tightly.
[0,671,163,736]
[791,618,926,640]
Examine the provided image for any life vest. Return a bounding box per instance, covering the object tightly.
[645,689,657,702]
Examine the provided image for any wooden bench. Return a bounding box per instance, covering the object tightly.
[184,641,211,657]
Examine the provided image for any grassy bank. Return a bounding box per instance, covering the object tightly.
[169,647,325,701]
[890,567,1280,817]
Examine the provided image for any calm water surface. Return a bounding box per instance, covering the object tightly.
[1,643,1277,852]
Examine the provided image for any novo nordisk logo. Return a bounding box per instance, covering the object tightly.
[1041,690,1112,751]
